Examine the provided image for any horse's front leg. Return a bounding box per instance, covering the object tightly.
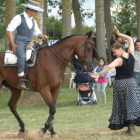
[47,86,60,138]
[39,88,58,138]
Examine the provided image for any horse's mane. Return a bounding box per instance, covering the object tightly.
[49,34,86,46]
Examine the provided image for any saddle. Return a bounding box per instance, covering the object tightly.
[3,40,41,68]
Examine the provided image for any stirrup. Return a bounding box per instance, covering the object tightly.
[17,79,28,90]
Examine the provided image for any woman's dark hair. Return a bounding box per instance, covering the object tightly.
[111,33,118,39]
[99,57,106,65]
[125,31,131,37]
[112,38,125,50]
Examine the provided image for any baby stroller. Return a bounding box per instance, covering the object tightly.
[74,82,97,106]
[72,55,97,106]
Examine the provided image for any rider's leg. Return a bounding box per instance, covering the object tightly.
[16,42,27,89]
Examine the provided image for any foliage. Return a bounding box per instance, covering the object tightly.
[111,0,137,37]
[72,23,95,35]
[47,16,62,39]
[47,0,94,21]
[16,0,27,14]
[0,0,26,39]
[0,0,5,39]
[47,16,95,39]
[0,38,5,53]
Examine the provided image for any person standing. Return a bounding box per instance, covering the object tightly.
[90,25,140,136]
[95,58,108,104]
[110,33,118,61]
[6,0,48,89]
[133,40,140,87]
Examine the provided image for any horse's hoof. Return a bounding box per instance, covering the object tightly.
[38,128,45,137]
[51,134,59,139]
[18,130,27,138]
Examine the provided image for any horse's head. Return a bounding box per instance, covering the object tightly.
[75,31,94,72]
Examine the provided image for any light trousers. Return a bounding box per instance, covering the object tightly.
[97,82,107,102]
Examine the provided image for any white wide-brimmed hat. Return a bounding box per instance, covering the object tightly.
[22,0,44,12]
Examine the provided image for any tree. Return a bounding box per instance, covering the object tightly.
[5,0,16,49]
[72,24,95,35]
[111,0,137,36]
[95,0,106,59]
[47,16,62,39]
[43,0,47,35]
[136,0,140,39]
[62,0,71,85]
[32,0,44,43]
[62,0,71,38]
[72,0,83,34]
[0,0,5,39]
[104,0,112,63]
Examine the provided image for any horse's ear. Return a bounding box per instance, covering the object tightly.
[87,31,92,39]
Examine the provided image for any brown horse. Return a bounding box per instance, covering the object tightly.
[0,32,93,138]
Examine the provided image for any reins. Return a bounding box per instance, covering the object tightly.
[48,46,80,72]
[40,36,99,73]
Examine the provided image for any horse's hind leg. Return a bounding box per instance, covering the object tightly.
[8,87,25,133]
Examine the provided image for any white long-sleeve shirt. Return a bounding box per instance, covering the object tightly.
[7,11,41,37]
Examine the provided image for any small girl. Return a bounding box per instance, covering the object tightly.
[96,58,108,103]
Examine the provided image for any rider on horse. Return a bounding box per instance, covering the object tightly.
[6,0,48,89]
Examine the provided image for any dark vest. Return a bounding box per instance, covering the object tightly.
[16,14,35,40]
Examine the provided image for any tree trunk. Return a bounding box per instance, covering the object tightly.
[62,0,71,38]
[33,0,44,43]
[62,0,71,85]
[43,0,47,35]
[72,0,83,34]
[136,0,140,39]
[95,0,106,60]
[5,0,16,50]
[104,0,112,63]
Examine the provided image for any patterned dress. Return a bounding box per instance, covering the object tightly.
[108,53,140,130]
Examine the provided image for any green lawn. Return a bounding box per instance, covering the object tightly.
[0,85,140,140]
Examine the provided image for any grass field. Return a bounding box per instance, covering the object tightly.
[0,85,140,140]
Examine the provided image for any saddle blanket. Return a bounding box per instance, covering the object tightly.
[4,50,32,65]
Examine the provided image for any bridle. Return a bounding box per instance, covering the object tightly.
[41,36,99,73]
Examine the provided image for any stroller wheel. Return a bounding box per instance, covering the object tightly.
[74,101,79,106]
[93,100,98,105]
[79,100,82,106]
[89,99,97,105]
[89,99,94,105]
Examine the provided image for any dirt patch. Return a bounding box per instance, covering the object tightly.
[0,130,75,140]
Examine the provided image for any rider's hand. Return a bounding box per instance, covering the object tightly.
[38,33,48,40]
[114,25,119,36]
[10,43,18,54]
[42,35,48,40]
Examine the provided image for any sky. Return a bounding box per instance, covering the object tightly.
[48,0,95,27]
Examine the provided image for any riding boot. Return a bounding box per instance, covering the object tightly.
[19,76,28,90]
[20,81,27,89]
[128,124,136,136]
